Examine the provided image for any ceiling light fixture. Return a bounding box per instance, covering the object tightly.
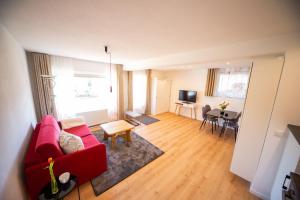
[104,46,112,93]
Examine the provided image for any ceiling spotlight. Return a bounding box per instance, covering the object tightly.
[226,62,230,65]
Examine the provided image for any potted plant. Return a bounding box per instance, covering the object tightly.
[219,101,229,115]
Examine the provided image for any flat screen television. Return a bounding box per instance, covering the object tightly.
[179,90,197,103]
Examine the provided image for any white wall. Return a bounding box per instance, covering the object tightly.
[72,58,109,75]
[0,24,37,199]
[151,70,167,80]
[164,68,245,119]
[250,49,300,199]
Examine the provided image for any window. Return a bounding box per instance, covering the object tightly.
[74,74,106,97]
[73,74,108,113]
[214,67,250,99]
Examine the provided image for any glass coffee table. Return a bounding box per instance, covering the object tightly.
[38,174,80,200]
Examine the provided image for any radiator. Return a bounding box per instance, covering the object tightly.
[75,109,108,126]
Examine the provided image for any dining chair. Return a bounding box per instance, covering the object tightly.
[199,105,219,133]
[222,112,242,141]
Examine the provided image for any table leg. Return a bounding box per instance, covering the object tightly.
[190,108,192,119]
[111,135,116,148]
[126,130,132,142]
[103,132,108,140]
[194,108,197,119]
[126,130,132,147]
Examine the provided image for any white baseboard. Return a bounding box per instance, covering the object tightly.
[250,186,270,200]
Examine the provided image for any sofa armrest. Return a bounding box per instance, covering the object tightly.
[25,143,107,200]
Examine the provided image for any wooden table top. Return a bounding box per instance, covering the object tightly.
[100,120,135,135]
[207,108,238,120]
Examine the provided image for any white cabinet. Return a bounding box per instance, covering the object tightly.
[271,126,300,200]
[230,57,284,182]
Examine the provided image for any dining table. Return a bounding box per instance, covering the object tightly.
[206,108,238,136]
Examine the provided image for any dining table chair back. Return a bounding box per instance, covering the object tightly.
[200,105,219,133]
[234,112,242,123]
[202,105,211,119]
[226,112,242,141]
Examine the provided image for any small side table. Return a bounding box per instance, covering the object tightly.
[38,174,80,200]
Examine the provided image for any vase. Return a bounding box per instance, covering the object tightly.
[220,110,225,115]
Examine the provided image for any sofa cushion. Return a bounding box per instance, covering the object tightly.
[64,124,92,138]
[59,130,84,154]
[81,134,100,148]
[35,115,64,161]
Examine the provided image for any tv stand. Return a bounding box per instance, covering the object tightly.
[174,101,197,119]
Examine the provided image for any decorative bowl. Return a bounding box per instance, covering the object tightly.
[59,172,70,184]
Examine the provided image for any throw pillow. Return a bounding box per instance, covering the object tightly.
[59,130,84,154]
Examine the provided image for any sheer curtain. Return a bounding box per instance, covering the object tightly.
[51,56,76,120]
[145,69,152,114]
[106,65,118,121]
[32,52,57,120]
[116,64,125,119]
[50,56,119,121]
[132,70,147,113]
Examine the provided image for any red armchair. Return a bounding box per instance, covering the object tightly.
[24,115,107,200]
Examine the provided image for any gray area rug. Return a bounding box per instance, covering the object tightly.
[135,115,160,125]
[91,130,164,196]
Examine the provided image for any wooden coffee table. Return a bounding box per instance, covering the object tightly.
[100,120,135,148]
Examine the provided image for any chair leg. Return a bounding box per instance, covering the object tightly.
[211,121,214,134]
[200,119,206,129]
[220,121,227,137]
[219,128,223,137]
[203,120,207,127]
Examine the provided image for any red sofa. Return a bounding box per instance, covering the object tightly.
[24,115,107,200]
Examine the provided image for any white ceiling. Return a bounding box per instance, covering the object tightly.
[0,0,299,70]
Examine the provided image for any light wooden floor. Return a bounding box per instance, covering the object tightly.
[66,113,260,200]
